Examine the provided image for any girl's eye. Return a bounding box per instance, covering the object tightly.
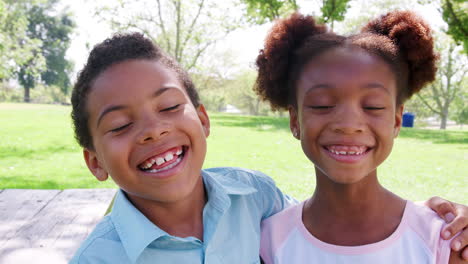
[309,106,334,109]
[364,106,385,110]
[109,123,131,133]
[161,104,180,112]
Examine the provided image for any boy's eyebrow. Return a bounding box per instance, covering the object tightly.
[96,87,175,127]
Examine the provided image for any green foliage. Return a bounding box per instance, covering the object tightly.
[241,0,298,24]
[0,103,466,204]
[441,0,468,53]
[0,82,23,102]
[29,84,70,104]
[413,34,467,129]
[319,0,351,30]
[0,0,44,81]
[17,0,75,98]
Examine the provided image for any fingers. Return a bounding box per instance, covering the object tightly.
[424,196,457,224]
[441,202,468,261]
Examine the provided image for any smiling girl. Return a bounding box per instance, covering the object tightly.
[257,11,465,263]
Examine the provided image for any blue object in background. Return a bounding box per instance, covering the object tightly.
[402,112,415,127]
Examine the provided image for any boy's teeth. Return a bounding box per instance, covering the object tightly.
[156,157,165,166]
[165,153,173,161]
[139,147,185,170]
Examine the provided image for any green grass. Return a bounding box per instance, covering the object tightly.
[1,103,466,204]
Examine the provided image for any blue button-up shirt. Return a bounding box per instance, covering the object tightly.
[70,167,295,263]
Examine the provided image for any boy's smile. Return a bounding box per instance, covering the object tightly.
[83,59,210,206]
[290,47,403,184]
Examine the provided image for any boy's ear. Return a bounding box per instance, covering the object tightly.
[196,104,210,137]
[83,148,109,181]
[289,106,300,140]
[394,104,404,138]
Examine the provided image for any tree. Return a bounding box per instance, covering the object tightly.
[96,0,243,72]
[415,38,467,129]
[240,0,350,29]
[319,0,351,30]
[0,0,43,83]
[241,0,298,24]
[441,0,468,53]
[17,0,75,102]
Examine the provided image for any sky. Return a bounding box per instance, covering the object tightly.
[62,0,445,80]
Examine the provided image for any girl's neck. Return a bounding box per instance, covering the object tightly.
[127,176,207,240]
[302,171,406,246]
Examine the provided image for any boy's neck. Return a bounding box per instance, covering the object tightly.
[302,172,406,246]
[126,176,207,240]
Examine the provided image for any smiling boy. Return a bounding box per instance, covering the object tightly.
[69,33,292,263]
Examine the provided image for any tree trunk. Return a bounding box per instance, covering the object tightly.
[24,86,30,103]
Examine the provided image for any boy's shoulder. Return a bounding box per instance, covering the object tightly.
[203,167,275,188]
[70,215,129,263]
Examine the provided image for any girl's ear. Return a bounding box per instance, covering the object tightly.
[83,149,109,181]
[394,105,404,138]
[289,106,300,139]
[196,104,210,138]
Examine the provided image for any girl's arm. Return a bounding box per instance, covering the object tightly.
[425,197,468,260]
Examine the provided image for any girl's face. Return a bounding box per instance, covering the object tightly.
[289,47,403,184]
[83,59,210,205]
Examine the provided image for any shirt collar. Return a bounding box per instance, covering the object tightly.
[110,190,166,263]
[110,169,258,263]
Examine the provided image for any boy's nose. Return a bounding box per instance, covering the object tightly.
[137,117,171,144]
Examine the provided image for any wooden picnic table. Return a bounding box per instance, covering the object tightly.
[0,189,116,264]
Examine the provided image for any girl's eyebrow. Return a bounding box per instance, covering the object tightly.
[364,83,391,95]
[96,87,178,128]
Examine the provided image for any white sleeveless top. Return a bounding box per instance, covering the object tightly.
[260,201,451,264]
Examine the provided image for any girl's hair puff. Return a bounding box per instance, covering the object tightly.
[361,10,438,101]
[254,13,328,110]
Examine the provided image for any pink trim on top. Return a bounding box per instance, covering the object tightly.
[295,200,410,255]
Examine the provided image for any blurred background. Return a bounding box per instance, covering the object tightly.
[0,0,466,202]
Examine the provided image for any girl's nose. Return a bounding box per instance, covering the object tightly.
[330,106,365,134]
[136,116,171,144]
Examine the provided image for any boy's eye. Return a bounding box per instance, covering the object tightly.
[161,104,181,112]
[109,123,131,133]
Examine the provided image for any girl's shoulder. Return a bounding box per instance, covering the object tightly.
[403,201,452,263]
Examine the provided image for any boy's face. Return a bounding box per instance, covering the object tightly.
[83,59,210,205]
[289,47,403,184]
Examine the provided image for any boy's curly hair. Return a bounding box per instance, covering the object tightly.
[71,32,200,150]
[254,11,438,110]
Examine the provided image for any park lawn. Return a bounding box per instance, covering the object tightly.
[0,103,466,204]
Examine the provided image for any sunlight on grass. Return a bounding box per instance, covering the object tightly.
[1,103,466,204]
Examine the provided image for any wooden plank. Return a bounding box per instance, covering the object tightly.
[0,189,116,263]
[0,189,61,246]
